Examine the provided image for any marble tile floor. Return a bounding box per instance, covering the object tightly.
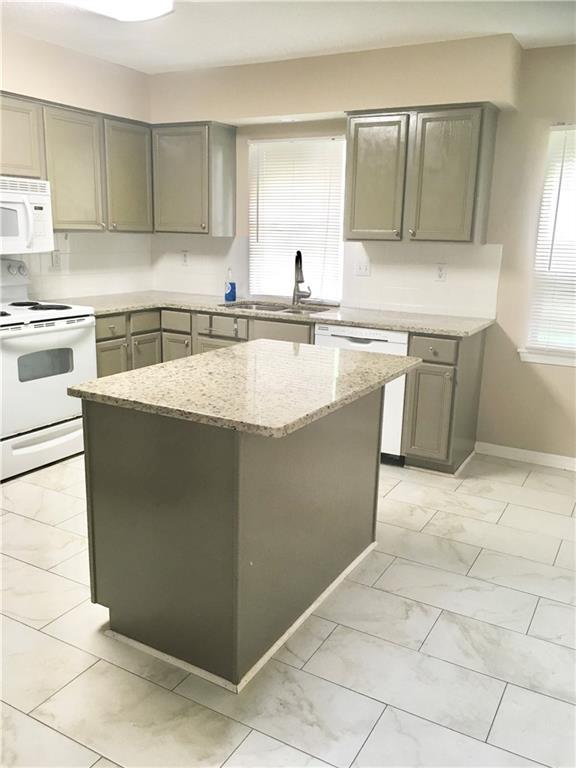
[1,453,575,768]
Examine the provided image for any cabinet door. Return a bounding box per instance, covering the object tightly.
[249,320,311,343]
[0,96,45,178]
[104,120,153,232]
[44,107,105,230]
[345,114,408,240]
[96,338,129,378]
[131,332,162,369]
[153,126,208,233]
[194,336,237,355]
[162,332,192,361]
[402,363,454,462]
[407,108,481,241]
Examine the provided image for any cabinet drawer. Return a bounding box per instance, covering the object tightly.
[196,314,248,339]
[96,314,127,340]
[409,336,458,365]
[250,319,311,344]
[130,310,161,334]
[161,310,191,333]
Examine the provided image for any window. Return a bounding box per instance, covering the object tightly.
[521,126,576,366]
[249,138,345,302]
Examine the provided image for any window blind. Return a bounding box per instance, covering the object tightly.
[249,138,345,302]
[527,126,576,355]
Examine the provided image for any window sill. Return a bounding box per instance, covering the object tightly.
[518,348,576,367]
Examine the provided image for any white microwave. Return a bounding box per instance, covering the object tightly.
[0,177,55,255]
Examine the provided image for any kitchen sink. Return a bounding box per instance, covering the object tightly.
[280,306,327,315]
[218,301,288,311]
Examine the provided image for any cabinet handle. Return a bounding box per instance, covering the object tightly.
[185,339,190,347]
[201,223,206,230]
[134,340,140,348]
[122,343,128,349]
[409,229,416,238]
[111,223,117,230]
[393,230,400,239]
[108,324,116,332]
[100,222,106,229]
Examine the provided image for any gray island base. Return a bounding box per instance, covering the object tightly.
[70,340,420,691]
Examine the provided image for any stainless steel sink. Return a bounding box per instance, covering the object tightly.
[218,301,288,311]
[280,306,327,315]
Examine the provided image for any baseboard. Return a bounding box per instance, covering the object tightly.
[107,541,377,694]
[475,442,576,472]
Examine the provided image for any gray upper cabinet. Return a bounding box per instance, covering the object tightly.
[345,114,408,240]
[44,107,105,230]
[153,125,208,233]
[153,123,236,236]
[104,119,153,232]
[407,107,482,242]
[0,95,45,178]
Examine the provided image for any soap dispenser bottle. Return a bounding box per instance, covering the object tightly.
[224,267,236,303]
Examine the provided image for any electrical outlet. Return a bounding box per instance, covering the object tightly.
[354,259,371,277]
[50,251,62,271]
[182,250,189,266]
[436,263,448,282]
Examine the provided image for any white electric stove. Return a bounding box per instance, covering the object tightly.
[1,258,97,480]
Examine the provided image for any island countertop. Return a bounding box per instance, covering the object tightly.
[69,338,421,437]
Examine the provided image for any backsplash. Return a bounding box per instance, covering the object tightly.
[342,241,503,317]
[20,232,501,318]
[24,232,153,299]
[151,234,249,298]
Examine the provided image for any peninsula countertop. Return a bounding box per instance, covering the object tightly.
[60,290,494,337]
[69,338,421,437]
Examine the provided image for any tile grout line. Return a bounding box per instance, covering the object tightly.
[417,608,444,652]
[27,656,101,715]
[525,596,541,637]
[3,699,104,766]
[219,728,254,768]
[484,682,507,745]
[553,537,564,566]
[465,546,484,576]
[346,704,388,768]
[0,546,89,577]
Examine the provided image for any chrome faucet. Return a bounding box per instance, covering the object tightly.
[292,250,312,305]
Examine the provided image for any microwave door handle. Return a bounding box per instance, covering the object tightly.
[23,199,34,249]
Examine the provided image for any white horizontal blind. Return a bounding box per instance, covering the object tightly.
[527,126,576,353]
[249,138,345,301]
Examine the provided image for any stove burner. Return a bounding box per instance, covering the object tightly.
[10,301,40,307]
[29,303,72,311]
[0,311,10,317]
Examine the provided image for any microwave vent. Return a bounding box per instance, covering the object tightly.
[0,177,50,195]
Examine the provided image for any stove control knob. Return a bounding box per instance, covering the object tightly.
[18,264,28,276]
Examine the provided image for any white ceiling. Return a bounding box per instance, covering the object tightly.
[2,0,575,74]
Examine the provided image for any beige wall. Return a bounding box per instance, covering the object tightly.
[149,34,521,122]
[477,45,576,457]
[1,29,149,121]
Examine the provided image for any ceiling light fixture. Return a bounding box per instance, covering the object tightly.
[67,0,174,22]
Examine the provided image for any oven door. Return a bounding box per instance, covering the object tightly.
[0,197,33,255]
[1,317,97,438]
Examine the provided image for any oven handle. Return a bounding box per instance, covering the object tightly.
[11,423,83,456]
[0,317,95,341]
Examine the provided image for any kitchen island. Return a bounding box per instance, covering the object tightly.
[69,339,420,691]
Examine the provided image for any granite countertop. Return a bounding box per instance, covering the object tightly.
[61,290,494,337]
[69,339,421,437]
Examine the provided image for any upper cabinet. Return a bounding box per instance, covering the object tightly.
[345,104,497,243]
[44,107,106,231]
[104,120,153,232]
[0,95,45,178]
[407,108,481,241]
[345,114,408,240]
[153,123,236,236]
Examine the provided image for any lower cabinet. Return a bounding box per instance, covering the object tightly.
[194,336,238,355]
[402,363,455,462]
[96,338,129,378]
[249,319,311,343]
[162,332,192,361]
[131,332,162,369]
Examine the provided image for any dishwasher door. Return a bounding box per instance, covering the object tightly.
[315,325,408,458]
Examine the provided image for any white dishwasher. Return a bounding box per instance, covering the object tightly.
[315,324,408,459]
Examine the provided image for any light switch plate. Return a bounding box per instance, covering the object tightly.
[355,259,371,277]
[436,263,448,282]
